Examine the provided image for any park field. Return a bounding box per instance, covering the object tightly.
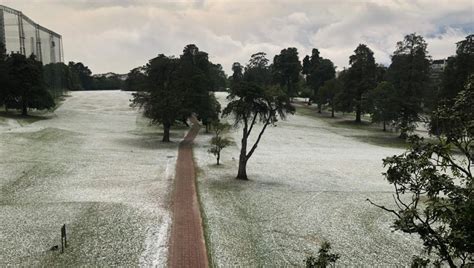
[0,91,184,266]
[194,92,424,266]
[0,90,425,266]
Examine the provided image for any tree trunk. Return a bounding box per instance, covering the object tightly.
[162,123,171,142]
[21,100,28,116]
[237,156,248,180]
[236,128,248,180]
[217,151,220,165]
[331,102,334,118]
[355,105,361,123]
[205,123,210,133]
[383,121,386,131]
[318,101,322,113]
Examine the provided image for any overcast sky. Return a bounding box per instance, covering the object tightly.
[1,0,472,74]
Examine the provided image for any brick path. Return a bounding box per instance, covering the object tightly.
[169,117,208,268]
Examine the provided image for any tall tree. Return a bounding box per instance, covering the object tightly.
[345,44,377,123]
[224,55,294,180]
[438,34,474,103]
[131,54,183,142]
[68,61,93,90]
[272,47,302,97]
[317,78,342,118]
[388,33,430,138]
[124,66,147,91]
[303,49,336,112]
[6,54,54,115]
[367,81,398,131]
[209,63,228,91]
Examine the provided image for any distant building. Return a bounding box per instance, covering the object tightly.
[0,5,63,64]
[430,59,448,90]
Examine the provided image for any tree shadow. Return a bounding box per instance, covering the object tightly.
[0,110,53,125]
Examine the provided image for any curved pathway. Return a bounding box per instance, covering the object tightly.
[169,117,208,268]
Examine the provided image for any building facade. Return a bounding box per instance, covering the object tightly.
[0,5,63,64]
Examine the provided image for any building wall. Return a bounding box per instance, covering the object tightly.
[0,5,63,65]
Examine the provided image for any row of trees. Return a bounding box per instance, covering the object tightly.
[44,61,125,92]
[1,39,125,116]
[306,34,473,139]
[125,60,227,92]
[131,44,223,141]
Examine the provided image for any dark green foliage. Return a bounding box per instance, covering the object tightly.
[92,73,124,90]
[304,241,340,268]
[43,63,72,97]
[4,54,54,115]
[68,61,93,90]
[272,47,302,97]
[224,54,294,180]
[209,63,228,91]
[438,35,473,104]
[131,54,183,142]
[343,44,377,122]
[208,121,233,165]
[200,92,221,133]
[317,78,342,117]
[367,81,398,131]
[368,84,474,267]
[245,52,272,87]
[124,67,147,91]
[388,33,430,138]
[302,49,336,110]
[131,45,221,142]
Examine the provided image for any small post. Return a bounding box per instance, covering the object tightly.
[61,224,67,253]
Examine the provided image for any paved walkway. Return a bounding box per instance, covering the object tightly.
[169,117,208,268]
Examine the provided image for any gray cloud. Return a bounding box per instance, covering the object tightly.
[1,0,471,74]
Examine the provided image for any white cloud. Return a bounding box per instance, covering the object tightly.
[1,0,471,74]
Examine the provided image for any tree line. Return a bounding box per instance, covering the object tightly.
[0,42,129,115]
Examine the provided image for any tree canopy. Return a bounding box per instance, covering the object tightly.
[224,53,294,180]
[131,45,222,142]
[272,47,302,97]
[388,33,430,138]
[343,44,377,123]
[3,54,55,115]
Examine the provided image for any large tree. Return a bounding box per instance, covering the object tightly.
[6,54,55,115]
[131,44,221,141]
[317,78,342,118]
[124,66,147,91]
[367,81,398,131]
[131,54,184,142]
[388,33,430,138]
[68,61,93,90]
[368,81,474,267]
[438,34,474,103]
[344,44,377,123]
[272,47,302,98]
[209,63,228,91]
[302,49,336,111]
[224,55,294,180]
